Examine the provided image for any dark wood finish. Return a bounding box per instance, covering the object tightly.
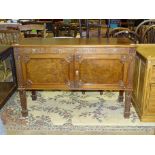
[13,38,136,118]
[31,91,37,100]
[79,19,104,38]
[113,30,140,44]
[118,90,124,102]
[0,46,17,109]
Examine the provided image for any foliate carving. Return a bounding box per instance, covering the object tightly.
[119,80,125,88]
[66,80,74,89]
[120,55,128,64]
[65,56,73,63]
[21,48,74,54]
[75,54,82,62]
[76,48,96,54]
[22,55,30,63]
[26,79,33,87]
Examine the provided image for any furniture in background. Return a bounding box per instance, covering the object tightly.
[0,23,21,30]
[141,25,155,43]
[13,38,136,118]
[0,46,17,109]
[132,45,155,122]
[109,27,130,37]
[19,24,47,38]
[78,19,106,38]
[113,30,140,43]
[135,19,155,42]
[0,30,20,45]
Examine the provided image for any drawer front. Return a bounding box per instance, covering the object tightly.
[75,47,130,55]
[14,47,74,90]
[74,53,131,90]
[15,47,75,55]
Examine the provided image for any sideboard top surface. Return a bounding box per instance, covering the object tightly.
[137,44,155,60]
[13,38,135,48]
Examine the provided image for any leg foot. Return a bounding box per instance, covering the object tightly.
[100,91,103,95]
[31,91,37,101]
[82,91,85,95]
[19,90,28,117]
[124,91,131,119]
[118,90,124,102]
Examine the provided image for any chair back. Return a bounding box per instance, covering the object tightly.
[109,27,130,37]
[141,25,155,43]
[0,30,20,45]
[78,19,105,38]
[113,30,140,43]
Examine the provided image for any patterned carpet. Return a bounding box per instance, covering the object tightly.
[0,91,155,135]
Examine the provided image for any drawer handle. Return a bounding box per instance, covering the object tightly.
[75,70,79,76]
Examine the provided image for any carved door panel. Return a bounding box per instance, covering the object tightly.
[74,53,129,90]
[21,53,74,90]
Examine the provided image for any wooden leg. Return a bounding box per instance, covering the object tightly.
[118,90,124,102]
[82,91,85,95]
[124,91,131,119]
[31,91,37,101]
[19,90,28,117]
[100,91,103,95]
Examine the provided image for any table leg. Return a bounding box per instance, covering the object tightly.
[124,91,131,118]
[118,90,124,102]
[31,91,37,101]
[82,91,85,95]
[19,90,28,117]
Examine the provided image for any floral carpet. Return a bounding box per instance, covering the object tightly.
[0,91,155,135]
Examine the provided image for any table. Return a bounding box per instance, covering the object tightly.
[0,46,17,109]
[13,38,136,118]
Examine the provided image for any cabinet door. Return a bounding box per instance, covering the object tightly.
[20,53,74,90]
[144,84,155,114]
[74,53,129,90]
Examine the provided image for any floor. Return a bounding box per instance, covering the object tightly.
[0,91,155,135]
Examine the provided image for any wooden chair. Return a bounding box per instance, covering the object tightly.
[0,30,20,45]
[113,30,140,43]
[19,24,47,38]
[0,29,20,82]
[141,25,155,43]
[135,19,155,42]
[78,19,105,38]
[109,27,130,37]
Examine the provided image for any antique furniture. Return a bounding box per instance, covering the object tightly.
[135,19,155,42]
[0,46,17,109]
[141,25,155,43]
[0,30,20,45]
[109,27,130,37]
[113,30,140,43]
[132,45,155,122]
[13,38,136,118]
[19,24,47,38]
[78,20,108,38]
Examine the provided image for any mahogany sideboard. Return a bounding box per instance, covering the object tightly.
[132,45,155,122]
[13,38,136,118]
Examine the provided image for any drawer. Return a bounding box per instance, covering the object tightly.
[15,47,74,54]
[76,47,132,55]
